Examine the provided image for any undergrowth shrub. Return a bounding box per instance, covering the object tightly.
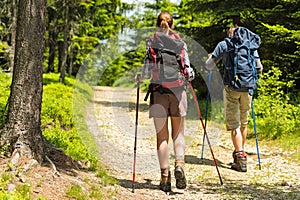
[250,67,300,139]
[42,82,74,129]
[42,73,98,168]
[0,73,11,128]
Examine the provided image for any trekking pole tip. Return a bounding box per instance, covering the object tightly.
[220,178,224,185]
[132,185,135,193]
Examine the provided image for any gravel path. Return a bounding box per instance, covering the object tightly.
[89,86,300,200]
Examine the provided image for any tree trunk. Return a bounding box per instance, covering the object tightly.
[68,43,73,76]
[47,7,56,73]
[9,0,18,73]
[59,1,68,82]
[67,31,73,76]
[47,26,56,73]
[58,41,63,73]
[0,0,46,164]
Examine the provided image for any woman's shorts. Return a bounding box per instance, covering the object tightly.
[149,88,187,118]
[224,86,252,130]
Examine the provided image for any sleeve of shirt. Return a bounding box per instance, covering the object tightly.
[211,41,227,59]
[254,50,263,74]
[181,42,190,67]
[253,50,259,59]
[205,41,226,70]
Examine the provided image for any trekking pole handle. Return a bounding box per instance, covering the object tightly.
[135,74,141,82]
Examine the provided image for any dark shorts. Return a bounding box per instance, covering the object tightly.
[149,88,187,118]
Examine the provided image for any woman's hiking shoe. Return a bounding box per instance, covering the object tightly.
[174,161,187,189]
[232,151,237,164]
[159,170,171,192]
[231,151,247,172]
[160,181,171,192]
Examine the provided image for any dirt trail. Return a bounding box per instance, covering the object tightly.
[90,86,300,200]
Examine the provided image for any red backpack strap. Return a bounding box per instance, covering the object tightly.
[170,32,181,40]
[148,35,159,81]
[180,48,187,76]
[170,33,186,76]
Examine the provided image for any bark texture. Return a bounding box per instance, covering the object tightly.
[9,0,18,72]
[1,0,46,164]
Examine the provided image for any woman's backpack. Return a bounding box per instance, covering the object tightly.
[143,31,193,93]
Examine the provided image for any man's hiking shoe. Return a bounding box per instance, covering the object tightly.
[159,170,171,192]
[231,151,247,172]
[231,157,247,172]
[174,165,187,189]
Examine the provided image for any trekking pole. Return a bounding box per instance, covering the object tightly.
[132,76,140,193]
[201,70,213,159]
[189,82,223,185]
[251,98,261,170]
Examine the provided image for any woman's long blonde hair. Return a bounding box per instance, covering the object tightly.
[156,12,174,34]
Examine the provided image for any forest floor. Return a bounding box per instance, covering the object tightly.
[1,86,299,200]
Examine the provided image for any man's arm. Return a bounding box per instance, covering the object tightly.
[205,41,226,70]
[254,50,263,74]
[256,59,263,74]
[205,53,221,70]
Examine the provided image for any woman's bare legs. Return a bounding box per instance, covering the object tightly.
[154,117,172,191]
[171,116,187,189]
[154,117,169,171]
[171,117,186,162]
[154,116,187,189]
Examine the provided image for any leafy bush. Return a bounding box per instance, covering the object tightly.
[0,73,11,128]
[251,67,300,139]
[42,82,74,129]
[42,73,98,167]
[0,73,96,163]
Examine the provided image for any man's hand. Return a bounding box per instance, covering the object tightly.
[205,53,220,70]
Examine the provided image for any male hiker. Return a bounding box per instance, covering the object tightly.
[205,26,263,172]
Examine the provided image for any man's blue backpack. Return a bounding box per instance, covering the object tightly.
[223,27,261,92]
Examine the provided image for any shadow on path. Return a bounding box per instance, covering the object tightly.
[185,154,229,169]
[118,175,300,199]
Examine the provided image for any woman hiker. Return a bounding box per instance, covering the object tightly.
[136,11,194,192]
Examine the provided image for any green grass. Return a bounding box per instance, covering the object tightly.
[65,165,119,200]
[95,166,119,186]
[66,184,86,200]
